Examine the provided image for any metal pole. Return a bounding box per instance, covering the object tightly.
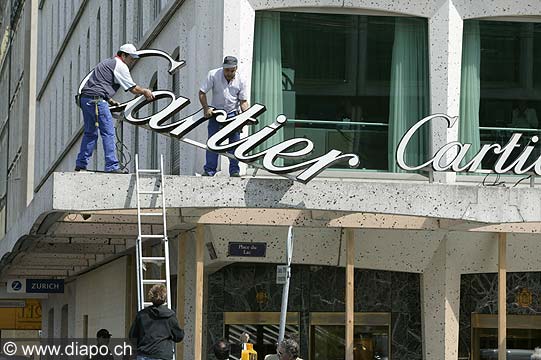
[278,226,294,343]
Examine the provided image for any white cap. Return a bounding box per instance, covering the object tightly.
[119,43,139,58]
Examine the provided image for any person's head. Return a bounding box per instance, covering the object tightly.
[212,339,230,360]
[277,338,299,360]
[222,56,238,81]
[96,328,112,346]
[117,43,140,66]
[148,284,167,306]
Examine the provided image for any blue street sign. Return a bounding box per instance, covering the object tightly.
[228,242,267,257]
[26,279,64,293]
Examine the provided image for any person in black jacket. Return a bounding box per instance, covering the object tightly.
[129,284,184,360]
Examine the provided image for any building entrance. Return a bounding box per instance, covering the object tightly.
[224,312,300,359]
[472,314,541,359]
[223,312,391,360]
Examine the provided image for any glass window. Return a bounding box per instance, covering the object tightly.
[224,312,300,360]
[461,20,541,170]
[310,313,391,360]
[470,314,541,360]
[312,325,389,360]
[251,11,429,172]
[534,23,541,88]
[225,323,300,359]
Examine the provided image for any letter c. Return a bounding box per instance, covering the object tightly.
[396,114,458,171]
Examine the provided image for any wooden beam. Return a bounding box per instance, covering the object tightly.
[346,229,354,360]
[498,233,507,360]
[176,233,187,360]
[194,225,204,360]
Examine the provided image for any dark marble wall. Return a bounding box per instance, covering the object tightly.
[459,272,541,358]
[207,263,422,360]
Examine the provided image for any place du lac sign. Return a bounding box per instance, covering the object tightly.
[79,49,539,181]
[228,242,267,257]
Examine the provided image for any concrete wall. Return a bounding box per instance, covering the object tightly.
[43,256,128,339]
[0,1,35,236]
[74,256,128,338]
[41,281,76,338]
[33,0,225,189]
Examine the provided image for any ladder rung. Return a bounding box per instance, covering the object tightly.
[140,235,165,239]
[142,279,167,284]
[142,257,166,262]
[139,190,162,194]
[138,169,161,173]
[140,212,163,216]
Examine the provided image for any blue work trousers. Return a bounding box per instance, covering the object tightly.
[75,97,119,171]
[204,111,240,175]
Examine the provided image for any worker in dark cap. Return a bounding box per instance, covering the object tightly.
[199,56,250,178]
[90,328,114,360]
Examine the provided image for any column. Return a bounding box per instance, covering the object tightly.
[421,235,461,360]
[428,0,463,183]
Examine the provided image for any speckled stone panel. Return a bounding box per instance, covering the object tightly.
[454,0,541,19]
[207,263,422,360]
[52,173,541,224]
[249,0,344,11]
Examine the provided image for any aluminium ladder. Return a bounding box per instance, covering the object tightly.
[134,153,173,311]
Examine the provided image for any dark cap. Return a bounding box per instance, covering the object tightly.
[222,56,238,69]
[97,329,112,338]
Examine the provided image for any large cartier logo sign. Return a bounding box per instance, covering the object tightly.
[397,114,541,175]
[79,49,359,184]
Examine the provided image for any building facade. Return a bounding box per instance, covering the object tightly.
[1,0,541,359]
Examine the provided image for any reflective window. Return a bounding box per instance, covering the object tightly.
[460,21,541,170]
[312,325,389,360]
[310,313,391,360]
[224,312,300,360]
[251,11,429,172]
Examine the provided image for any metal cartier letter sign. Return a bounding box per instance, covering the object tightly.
[397,114,541,175]
[78,49,360,184]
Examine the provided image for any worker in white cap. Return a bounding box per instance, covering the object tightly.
[75,44,155,173]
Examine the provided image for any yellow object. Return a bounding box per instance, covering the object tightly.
[241,343,257,360]
[0,299,41,330]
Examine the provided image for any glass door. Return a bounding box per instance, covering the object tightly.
[224,312,300,360]
[310,312,391,360]
[471,314,541,359]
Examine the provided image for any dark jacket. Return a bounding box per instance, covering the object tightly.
[129,305,184,360]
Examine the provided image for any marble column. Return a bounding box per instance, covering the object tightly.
[421,235,461,360]
[428,0,464,183]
